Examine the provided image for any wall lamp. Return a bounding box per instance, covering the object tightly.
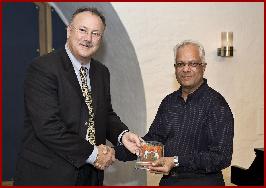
[217,32,233,57]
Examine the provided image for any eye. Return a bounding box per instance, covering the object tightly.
[79,28,87,34]
[176,63,184,67]
[92,31,102,37]
[191,62,198,67]
[191,61,201,67]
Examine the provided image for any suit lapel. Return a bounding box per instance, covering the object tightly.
[60,49,84,101]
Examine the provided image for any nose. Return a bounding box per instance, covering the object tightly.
[182,64,191,72]
[84,32,93,42]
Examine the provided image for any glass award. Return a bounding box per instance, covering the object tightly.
[135,141,164,170]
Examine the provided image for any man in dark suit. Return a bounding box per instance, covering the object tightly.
[14,7,141,185]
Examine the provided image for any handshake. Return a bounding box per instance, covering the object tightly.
[93,131,142,170]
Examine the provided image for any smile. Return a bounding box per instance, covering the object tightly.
[80,43,93,48]
[182,76,192,79]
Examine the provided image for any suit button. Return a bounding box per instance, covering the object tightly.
[85,122,88,126]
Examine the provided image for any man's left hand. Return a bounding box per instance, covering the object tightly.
[121,132,142,154]
[148,157,175,175]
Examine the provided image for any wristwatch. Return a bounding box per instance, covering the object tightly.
[173,156,179,167]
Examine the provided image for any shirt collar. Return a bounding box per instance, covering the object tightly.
[176,78,208,100]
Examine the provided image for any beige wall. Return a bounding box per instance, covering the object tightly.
[112,2,264,185]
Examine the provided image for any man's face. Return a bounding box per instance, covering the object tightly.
[174,44,206,92]
[67,11,105,64]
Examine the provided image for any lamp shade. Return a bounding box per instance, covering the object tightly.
[221,32,233,47]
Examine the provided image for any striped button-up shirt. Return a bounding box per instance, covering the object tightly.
[144,78,234,174]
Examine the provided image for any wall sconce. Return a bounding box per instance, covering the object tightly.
[217,32,233,57]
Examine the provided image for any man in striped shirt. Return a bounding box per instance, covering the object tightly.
[145,40,234,185]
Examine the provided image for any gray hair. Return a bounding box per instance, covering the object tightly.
[71,7,106,27]
[173,40,206,63]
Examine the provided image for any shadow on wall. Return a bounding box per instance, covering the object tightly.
[50,2,147,185]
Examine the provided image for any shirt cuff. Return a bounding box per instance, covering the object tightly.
[117,130,129,145]
[85,145,98,164]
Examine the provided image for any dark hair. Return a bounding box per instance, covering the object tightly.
[71,7,106,27]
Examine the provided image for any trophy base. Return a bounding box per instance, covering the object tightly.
[135,161,152,170]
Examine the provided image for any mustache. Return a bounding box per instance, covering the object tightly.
[80,41,94,48]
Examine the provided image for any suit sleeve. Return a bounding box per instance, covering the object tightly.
[103,68,129,146]
[114,145,137,162]
[24,61,93,168]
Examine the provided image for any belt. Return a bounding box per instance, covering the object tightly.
[167,169,222,179]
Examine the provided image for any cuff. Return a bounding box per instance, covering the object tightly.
[85,145,98,164]
[117,130,129,145]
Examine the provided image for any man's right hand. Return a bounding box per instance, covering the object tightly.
[94,144,115,170]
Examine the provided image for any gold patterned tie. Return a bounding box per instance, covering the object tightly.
[79,66,96,145]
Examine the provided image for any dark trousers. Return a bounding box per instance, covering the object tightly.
[160,172,225,186]
[14,156,102,185]
[75,164,103,185]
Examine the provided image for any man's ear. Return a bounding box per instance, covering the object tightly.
[202,63,207,72]
[66,25,71,39]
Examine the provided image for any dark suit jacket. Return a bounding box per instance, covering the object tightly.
[14,48,128,185]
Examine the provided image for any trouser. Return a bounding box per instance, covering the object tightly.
[75,164,103,185]
[14,155,102,185]
[159,171,225,186]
